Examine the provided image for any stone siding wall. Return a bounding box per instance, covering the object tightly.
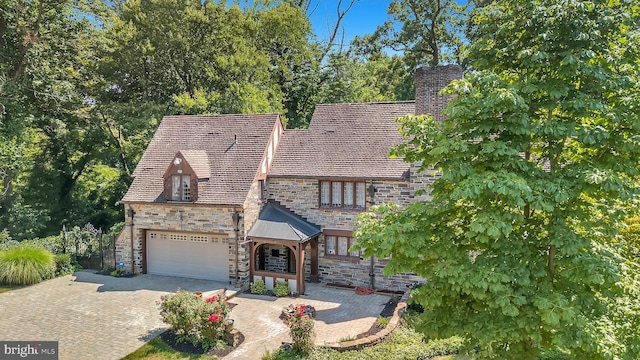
[115,203,251,285]
[409,163,441,202]
[243,180,262,237]
[267,178,421,229]
[317,257,423,293]
[266,177,436,292]
[261,244,291,273]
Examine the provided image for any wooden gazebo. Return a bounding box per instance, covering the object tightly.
[247,202,321,294]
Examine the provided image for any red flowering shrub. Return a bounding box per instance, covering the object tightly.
[282,304,315,353]
[160,291,231,350]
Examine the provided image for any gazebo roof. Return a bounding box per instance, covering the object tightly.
[248,202,321,242]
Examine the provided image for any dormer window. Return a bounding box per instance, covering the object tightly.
[171,174,191,201]
[164,150,209,203]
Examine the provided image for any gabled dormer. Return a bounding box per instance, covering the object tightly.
[163,150,210,202]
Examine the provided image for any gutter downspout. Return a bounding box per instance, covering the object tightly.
[232,209,242,286]
[128,206,135,274]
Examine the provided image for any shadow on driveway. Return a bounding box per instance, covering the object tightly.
[71,270,237,294]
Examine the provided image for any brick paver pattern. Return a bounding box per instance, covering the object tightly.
[0,271,390,360]
[0,271,230,360]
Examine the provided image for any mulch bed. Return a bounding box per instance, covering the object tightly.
[159,330,245,358]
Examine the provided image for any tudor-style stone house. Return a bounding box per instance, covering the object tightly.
[116,65,462,294]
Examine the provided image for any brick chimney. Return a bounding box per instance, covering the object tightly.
[414,65,463,121]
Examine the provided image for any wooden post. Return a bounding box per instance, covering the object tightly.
[309,238,319,283]
[297,245,306,295]
[249,241,255,284]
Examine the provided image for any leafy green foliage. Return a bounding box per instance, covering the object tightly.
[352,0,467,67]
[250,279,268,295]
[159,290,231,350]
[282,304,315,353]
[53,253,74,276]
[0,246,55,285]
[354,0,640,359]
[262,326,463,360]
[273,281,291,297]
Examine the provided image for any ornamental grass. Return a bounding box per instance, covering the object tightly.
[0,246,55,285]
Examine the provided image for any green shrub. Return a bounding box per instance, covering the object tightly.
[250,279,268,295]
[273,281,290,297]
[0,246,56,285]
[376,316,390,328]
[54,254,74,276]
[159,290,231,350]
[282,304,315,353]
[22,235,65,254]
[0,230,18,251]
[265,325,464,360]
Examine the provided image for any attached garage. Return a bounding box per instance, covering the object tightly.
[146,230,230,281]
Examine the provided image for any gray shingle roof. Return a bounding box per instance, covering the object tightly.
[179,150,210,179]
[269,101,415,180]
[122,114,279,205]
[248,202,321,242]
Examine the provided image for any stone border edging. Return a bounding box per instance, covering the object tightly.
[323,290,410,351]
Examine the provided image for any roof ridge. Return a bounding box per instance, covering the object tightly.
[162,114,280,121]
[315,100,415,107]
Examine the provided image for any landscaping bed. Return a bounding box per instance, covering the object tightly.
[158,329,245,358]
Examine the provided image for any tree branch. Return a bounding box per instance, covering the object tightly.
[97,109,131,176]
[11,0,45,82]
[319,0,355,62]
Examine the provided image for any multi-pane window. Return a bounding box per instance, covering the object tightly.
[319,181,366,208]
[324,232,360,258]
[182,175,191,200]
[171,175,191,201]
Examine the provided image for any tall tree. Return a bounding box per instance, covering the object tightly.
[354,0,640,358]
[0,0,116,237]
[353,0,467,67]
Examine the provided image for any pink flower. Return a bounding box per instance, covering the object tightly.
[206,296,218,303]
[208,314,221,323]
[298,312,304,317]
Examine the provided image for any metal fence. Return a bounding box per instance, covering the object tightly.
[62,223,117,270]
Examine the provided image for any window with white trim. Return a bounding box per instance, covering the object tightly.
[319,181,366,208]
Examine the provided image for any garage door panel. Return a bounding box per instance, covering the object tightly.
[146,231,229,281]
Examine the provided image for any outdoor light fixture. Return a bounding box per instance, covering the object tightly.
[232,211,242,232]
[367,181,377,204]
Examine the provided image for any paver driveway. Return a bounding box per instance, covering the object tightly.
[0,270,232,360]
[225,284,390,359]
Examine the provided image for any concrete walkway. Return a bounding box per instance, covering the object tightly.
[225,284,390,359]
[0,271,234,360]
[0,271,390,360]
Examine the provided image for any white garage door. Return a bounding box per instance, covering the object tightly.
[146,231,229,281]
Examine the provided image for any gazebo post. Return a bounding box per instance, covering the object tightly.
[249,240,255,284]
[309,238,319,282]
[297,244,305,295]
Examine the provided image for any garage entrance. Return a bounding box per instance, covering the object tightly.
[146,230,229,281]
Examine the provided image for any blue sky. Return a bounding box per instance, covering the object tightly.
[307,1,393,45]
